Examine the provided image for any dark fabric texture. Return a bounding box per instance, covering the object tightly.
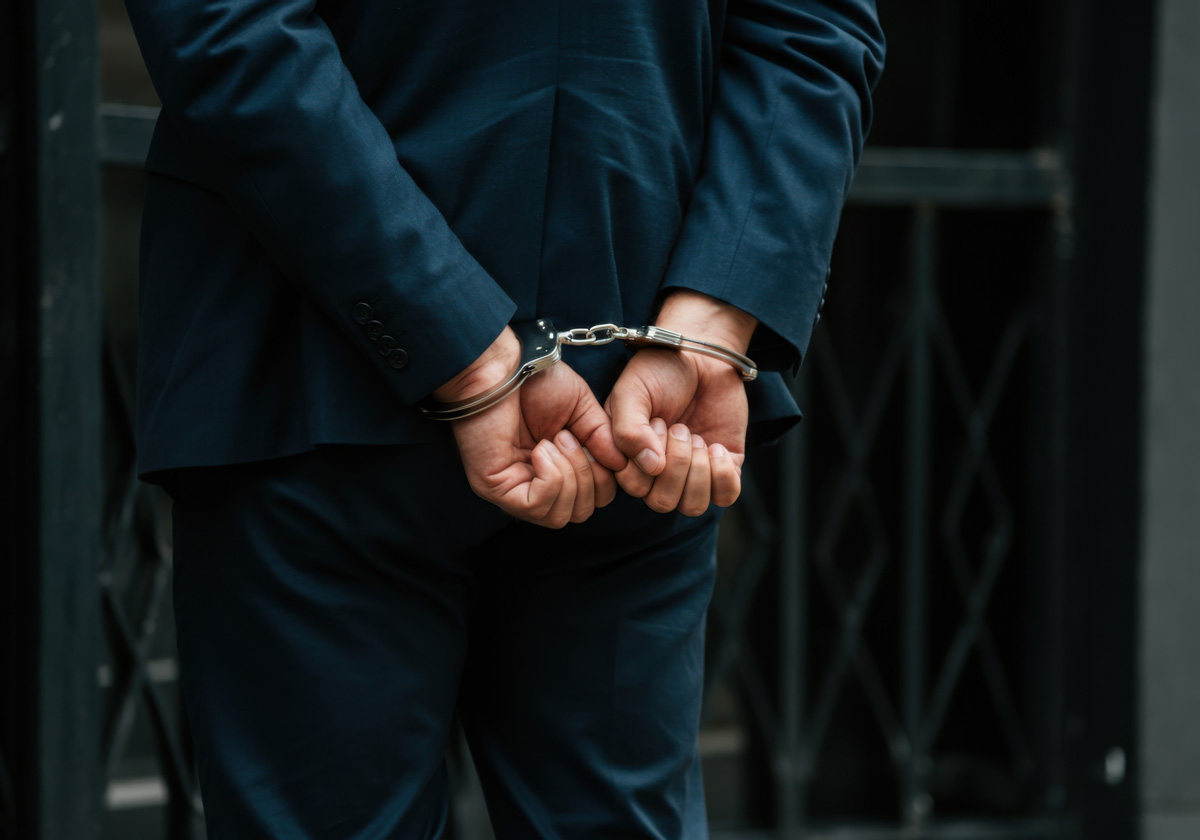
[126,0,885,479]
[170,444,720,839]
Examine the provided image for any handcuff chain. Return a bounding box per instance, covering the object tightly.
[557,323,629,347]
[420,317,757,421]
[558,322,756,381]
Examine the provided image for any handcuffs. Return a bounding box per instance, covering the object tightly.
[417,318,757,421]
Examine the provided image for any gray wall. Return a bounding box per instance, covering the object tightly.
[1141,0,1200,838]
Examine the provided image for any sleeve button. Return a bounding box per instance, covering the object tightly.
[354,302,373,324]
[387,348,409,370]
[378,335,398,354]
[365,320,385,341]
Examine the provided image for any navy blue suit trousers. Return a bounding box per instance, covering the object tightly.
[170,443,720,838]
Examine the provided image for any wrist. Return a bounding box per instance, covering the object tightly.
[432,326,521,404]
[654,290,757,356]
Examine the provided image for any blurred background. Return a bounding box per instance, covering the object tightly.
[2,0,1197,838]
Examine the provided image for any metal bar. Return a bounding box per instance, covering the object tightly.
[920,530,1010,757]
[1053,0,1153,837]
[1,3,28,835]
[811,323,909,567]
[711,817,1071,840]
[901,203,934,828]
[1037,192,1074,816]
[1042,0,1083,823]
[95,105,1068,211]
[929,0,960,146]
[803,326,912,766]
[99,481,151,783]
[849,148,1066,207]
[32,0,103,833]
[806,542,894,766]
[777,371,809,836]
[928,304,1036,783]
[98,103,158,168]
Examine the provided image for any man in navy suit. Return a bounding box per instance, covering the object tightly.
[125,0,883,835]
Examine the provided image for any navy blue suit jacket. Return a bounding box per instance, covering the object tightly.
[126,0,884,481]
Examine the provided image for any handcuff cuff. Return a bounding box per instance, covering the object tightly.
[417,317,757,421]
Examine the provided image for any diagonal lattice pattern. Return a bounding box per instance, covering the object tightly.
[699,204,1054,834]
[100,333,203,837]
[920,298,1035,781]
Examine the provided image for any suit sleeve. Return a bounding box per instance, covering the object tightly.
[659,0,885,371]
[123,0,518,403]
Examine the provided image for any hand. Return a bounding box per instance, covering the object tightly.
[435,328,626,528]
[607,350,747,514]
[605,290,755,515]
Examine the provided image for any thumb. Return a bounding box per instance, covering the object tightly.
[607,377,666,476]
[567,383,627,473]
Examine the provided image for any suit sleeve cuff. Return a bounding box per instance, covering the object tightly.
[658,263,828,374]
[342,257,519,405]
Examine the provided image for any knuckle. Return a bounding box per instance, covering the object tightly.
[529,499,555,520]
[612,428,641,452]
[713,489,740,508]
[645,496,676,515]
[616,472,651,498]
[669,446,692,465]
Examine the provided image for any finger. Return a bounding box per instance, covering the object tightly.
[556,430,597,523]
[616,460,655,498]
[615,416,671,498]
[608,378,666,477]
[709,442,742,507]
[646,417,669,468]
[541,439,578,529]
[650,416,668,447]
[588,450,619,509]
[565,382,627,472]
[678,434,711,517]
[645,424,692,514]
[522,440,565,521]
[581,419,626,473]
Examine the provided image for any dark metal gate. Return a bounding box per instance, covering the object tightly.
[1,0,1151,837]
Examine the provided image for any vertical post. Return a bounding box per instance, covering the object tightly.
[0,0,26,832]
[901,202,935,829]
[30,0,103,832]
[1057,0,1154,837]
[1027,189,1073,816]
[778,370,810,837]
[1026,0,1081,818]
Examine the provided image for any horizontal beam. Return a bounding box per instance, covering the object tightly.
[712,817,1069,840]
[849,147,1066,207]
[98,103,158,168]
[99,105,1065,208]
